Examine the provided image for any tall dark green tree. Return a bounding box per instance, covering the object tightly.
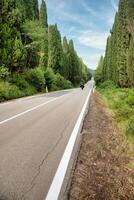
[39,0,48,68]
[68,40,80,85]
[48,24,63,73]
[23,0,39,20]
[61,37,70,79]
[96,0,134,87]
[94,56,104,85]
[40,0,48,28]
[127,37,134,86]
[39,29,48,69]
[127,0,134,86]
[0,0,26,72]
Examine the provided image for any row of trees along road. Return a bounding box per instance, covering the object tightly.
[95,0,134,87]
[0,0,92,101]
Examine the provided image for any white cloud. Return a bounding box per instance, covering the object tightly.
[81,1,98,17]
[67,26,77,34]
[46,0,92,28]
[78,30,109,50]
[80,53,103,70]
[110,0,119,11]
[81,0,116,28]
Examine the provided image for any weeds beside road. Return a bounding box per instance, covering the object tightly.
[68,92,134,200]
[98,81,134,143]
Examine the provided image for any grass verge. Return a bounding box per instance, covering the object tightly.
[97,81,134,143]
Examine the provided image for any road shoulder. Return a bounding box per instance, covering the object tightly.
[68,92,134,200]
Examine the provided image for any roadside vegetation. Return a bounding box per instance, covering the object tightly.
[97,81,134,142]
[0,0,92,102]
[94,0,134,142]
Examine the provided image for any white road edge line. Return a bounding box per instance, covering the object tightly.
[45,88,92,200]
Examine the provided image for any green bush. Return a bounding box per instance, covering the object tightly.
[25,68,45,91]
[8,85,22,99]
[0,80,37,102]
[0,66,10,80]
[126,118,134,136]
[55,73,72,90]
[63,80,72,89]
[126,90,134,106]
[44,69,72,91]
[10,74,37,96]
[98,81,134,141]
[11,74,30,90]
[44,68,55,91]
[116,103,133,120]
[0,81,22,102]
[99,80,117,89]
[22,85,36,96]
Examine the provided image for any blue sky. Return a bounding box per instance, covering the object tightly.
[38,0,119,69]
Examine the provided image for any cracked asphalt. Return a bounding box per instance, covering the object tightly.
[0,81,93,200]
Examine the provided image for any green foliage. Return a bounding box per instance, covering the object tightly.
[39,0,48,28]
[48,24,63,73]
[126,118,134,137]
[0,0,89,101]
[44,68,55,91]
[98,82,134,140]
[94,56,104,85]
[116,103,133,120]
[127,37,134,87]
[44,68,72,91]
[0,78,36,102]
[126,90,134,105]
[22,20,46,42]
[87,68,92,80]
[0,66,10,80]
[54,73,72,90]
[99,80,117,89]
[22,20,48,69]
[25,68,45,91]
[96,0,134,88]
[0,0,26,72]
[11,36,27,71]
[0,81,22,101]
[11,74,30,90]
[39,28,48,68]
[23,0,39,20]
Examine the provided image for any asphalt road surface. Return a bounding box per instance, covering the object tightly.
[0,81,93,200]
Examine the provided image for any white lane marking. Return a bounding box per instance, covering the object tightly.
[0,95,43,106]
[45,88,92,200]
[0,89,73,106]
[0,98,58,125]
[16,94,46,102]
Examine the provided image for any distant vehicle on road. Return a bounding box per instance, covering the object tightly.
[80,84,84,90]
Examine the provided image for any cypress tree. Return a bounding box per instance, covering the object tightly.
[68,40,81,85]
[23,0,39,20]
[127,37,134,86]
[11,36,26,72]
[39,29,48,68]
[40,0,48,28]
[62,37,70,79]
[94,56,104,85]
[0,0,26,72]
[97,0,134,88]
[33,0,39,19]
[127,0,134,86]
[38,0,48,68]
[48,24,63,73]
